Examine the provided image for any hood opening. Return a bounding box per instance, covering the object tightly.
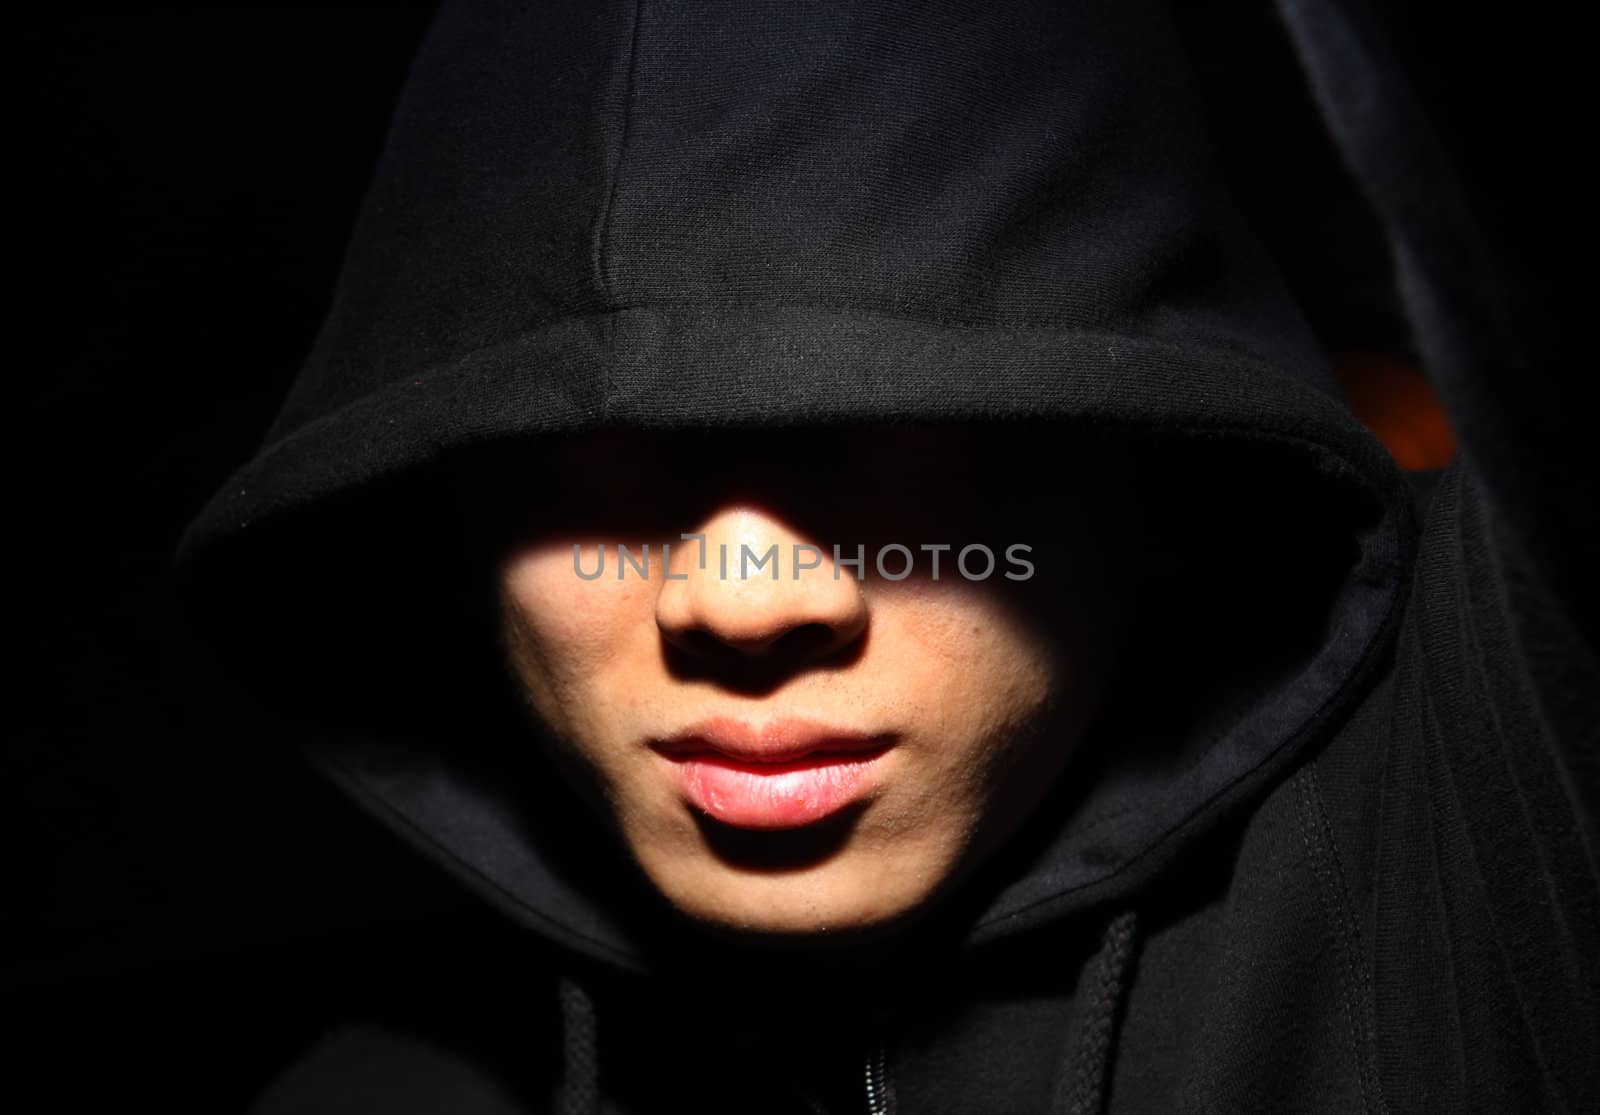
[173,408,1403,970]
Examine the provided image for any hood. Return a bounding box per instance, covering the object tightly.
[172,0,1413,980]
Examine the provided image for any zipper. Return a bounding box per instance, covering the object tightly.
[796,1022,893,1114]
[862,1039,890,1115]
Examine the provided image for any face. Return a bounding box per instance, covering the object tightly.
[462,425,1130,942]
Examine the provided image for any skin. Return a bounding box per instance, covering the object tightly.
[460,425,1132,943]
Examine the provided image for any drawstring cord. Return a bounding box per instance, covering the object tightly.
[1055,908,1142,1115]
[557,975,600,1115]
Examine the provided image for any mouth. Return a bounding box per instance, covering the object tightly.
[651,717,896,829]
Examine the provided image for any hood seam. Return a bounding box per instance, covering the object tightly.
[590,0,644,306]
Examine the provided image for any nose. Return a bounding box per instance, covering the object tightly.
[656,504,869,673]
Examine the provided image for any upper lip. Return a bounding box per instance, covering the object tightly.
[652,716,895,764]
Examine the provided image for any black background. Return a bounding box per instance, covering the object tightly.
[11,4,1558,1109]
[14,8,465,1108]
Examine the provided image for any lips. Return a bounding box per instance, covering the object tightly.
[652,717,895,829]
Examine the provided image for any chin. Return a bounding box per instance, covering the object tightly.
[639,846,951,944]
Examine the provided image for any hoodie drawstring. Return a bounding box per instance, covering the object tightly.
[557,975,600,1115]
[1055,908,1142,1115]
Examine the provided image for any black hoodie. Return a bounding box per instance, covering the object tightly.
[172,1,1597,1112]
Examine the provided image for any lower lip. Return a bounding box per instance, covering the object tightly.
[665,749,890,829]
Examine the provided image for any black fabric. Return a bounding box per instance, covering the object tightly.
[1056,909,1140,1115]
[557,976,599,1115]
[169,1,1597,1112]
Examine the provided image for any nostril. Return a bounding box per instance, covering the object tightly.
[668,628,745,661]
[770,622,847,663]
[664,621,855,664]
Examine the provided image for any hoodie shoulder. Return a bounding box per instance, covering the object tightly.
[1305,461,1600,1115]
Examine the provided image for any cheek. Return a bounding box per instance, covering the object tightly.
[870,581,1063,806]
[879,580,1059,714]
[498,542,658,719]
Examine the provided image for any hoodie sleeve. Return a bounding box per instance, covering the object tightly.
[1274,2,1599,1112]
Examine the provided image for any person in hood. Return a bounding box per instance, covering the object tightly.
[469,421,1138,943]
[172,1,1596,1112]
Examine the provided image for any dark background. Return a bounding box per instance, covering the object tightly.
[13,8,465,1107]
[11,4,1553,1109]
